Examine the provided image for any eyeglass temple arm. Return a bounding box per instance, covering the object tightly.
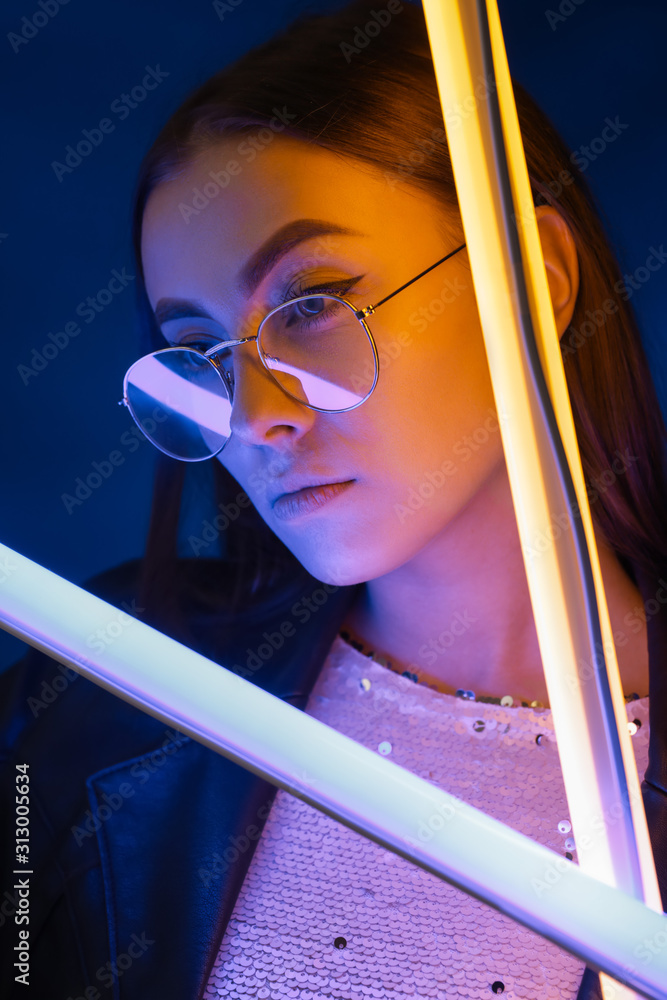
[358,242,467,317]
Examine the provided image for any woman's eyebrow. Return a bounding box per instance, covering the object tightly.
[154,300,214,325]
[153,218,364,326]
[237,218,364,295]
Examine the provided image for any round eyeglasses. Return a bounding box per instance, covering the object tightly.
[120,242,466,461]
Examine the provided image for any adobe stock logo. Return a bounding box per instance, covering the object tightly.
[177,107,296,224]
[17,267,135,386]
[50,66,169,182]
[7,0,70,54]
[212,0,243,19]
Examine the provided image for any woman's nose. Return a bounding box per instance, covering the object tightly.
[227,343,316,447]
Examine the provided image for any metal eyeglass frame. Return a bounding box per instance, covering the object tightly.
[120,242,466,451]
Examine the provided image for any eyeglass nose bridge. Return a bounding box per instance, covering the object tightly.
[203,325,318,407]
[203,334,257,359]
[203,333,261,399]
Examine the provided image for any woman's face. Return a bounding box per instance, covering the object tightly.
[141,135,503,586]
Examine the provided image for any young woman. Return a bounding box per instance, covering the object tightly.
[1,2,666,998]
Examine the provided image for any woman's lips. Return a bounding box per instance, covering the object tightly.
[272,480,355,521]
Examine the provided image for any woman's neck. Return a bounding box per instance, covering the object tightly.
[341,462,649,708]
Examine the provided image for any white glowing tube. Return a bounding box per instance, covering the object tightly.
[420,2,662,997]
[0,543,666,998]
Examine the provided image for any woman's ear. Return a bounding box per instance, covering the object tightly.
[534,204,580,339]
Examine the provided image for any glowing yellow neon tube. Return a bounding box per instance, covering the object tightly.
[420,1,661,996]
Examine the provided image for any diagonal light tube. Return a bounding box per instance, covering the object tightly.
[0,542,666,998]
[420,1,662,997]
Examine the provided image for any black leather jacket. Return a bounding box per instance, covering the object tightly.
[1,557,666,1000]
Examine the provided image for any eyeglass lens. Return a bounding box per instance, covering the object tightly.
[125,349,232,461]
[259,294,376,410]
[124,294,377,460]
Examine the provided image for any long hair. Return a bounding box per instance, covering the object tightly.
[130,0,667,640]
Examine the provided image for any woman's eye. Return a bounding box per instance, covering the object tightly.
[161,314,228,350]
[297,296,328,318]
[282,275,363,306]
[179,339,216,353]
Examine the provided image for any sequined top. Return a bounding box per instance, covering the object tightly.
[203,634,650,1000]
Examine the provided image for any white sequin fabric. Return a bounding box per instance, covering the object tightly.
[203,634,651,1000]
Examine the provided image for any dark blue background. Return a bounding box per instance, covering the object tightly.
[1,0,665,670]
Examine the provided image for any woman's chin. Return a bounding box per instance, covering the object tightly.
[299,558,369,589]
[286,544,375,588]
[286,538,405,589]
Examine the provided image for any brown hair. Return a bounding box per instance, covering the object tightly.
[130,0,667,639]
